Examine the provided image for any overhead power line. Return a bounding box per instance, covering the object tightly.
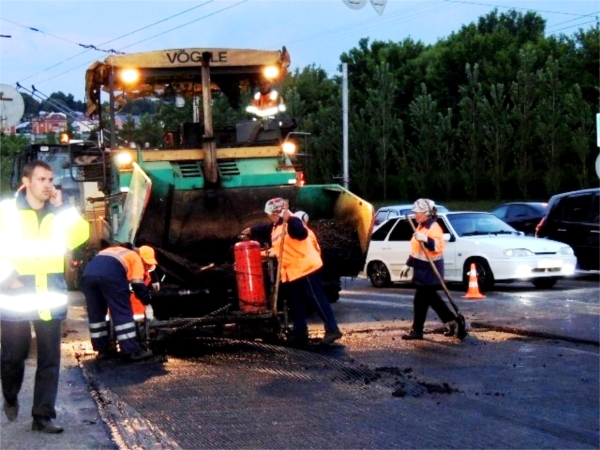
[1,18,123,54]
[443,0,598,18]
[33,0,248,90]
[8,0,216,85]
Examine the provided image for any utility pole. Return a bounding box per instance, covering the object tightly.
[342,63,349,190]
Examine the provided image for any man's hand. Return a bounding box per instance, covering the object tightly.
[49,186,63,207]
[151,282,160,292]
[415,232,428,243]
[399,265,411,278]
[281,208,292,222]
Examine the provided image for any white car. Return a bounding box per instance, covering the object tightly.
[364,212,577,290]
[374,203,450,227]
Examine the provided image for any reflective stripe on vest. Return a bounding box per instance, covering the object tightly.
[97,247,146,283]
[0,292,67,312]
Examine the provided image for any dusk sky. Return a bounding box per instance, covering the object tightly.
[1,0,597,103]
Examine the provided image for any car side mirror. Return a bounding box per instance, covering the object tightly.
[443,233,451,242]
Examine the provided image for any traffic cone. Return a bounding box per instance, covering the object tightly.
[462,263,486,299]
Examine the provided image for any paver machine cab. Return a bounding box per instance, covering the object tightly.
[72,46,374,342]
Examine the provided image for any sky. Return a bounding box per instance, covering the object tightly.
[0,0,597,104]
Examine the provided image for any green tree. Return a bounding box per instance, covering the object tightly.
[349,109,374,197]
[121,115,137,144]
[457,63,485,200]
[136,114,163,148]
[564,84,595,189]
[480,83,511,200]
[0,134,28,197]
[366,62,400,200]
[536,56,568,195]
[510,49,539,199]
[433,108,457,200]
[406,83,438,197]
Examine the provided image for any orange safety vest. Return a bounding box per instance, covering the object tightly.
[271,222,323,282]
[410,222,445,262]
[307,227,321,255]
[252,90,279,110]
[97,247,146,283]
[130,269,151,320]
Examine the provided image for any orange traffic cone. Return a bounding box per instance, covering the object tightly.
[462,263,486,299]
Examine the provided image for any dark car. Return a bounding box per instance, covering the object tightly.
[491,202,547,235]
[535,188,600,270]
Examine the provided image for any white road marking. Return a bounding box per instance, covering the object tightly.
[340,290,410,299]
[339,297,412,308]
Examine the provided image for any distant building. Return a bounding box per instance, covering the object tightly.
[32,112,68,135]
[71,118,97,134]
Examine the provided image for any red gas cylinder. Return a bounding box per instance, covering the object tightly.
[233,240,267,313]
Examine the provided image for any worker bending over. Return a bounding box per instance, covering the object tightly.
[81,243,155,361]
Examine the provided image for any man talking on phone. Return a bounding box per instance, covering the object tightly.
[0,160,89,433]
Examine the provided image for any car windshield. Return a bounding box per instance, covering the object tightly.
[447,213,520,237]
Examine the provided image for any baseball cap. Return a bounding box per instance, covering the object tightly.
[411,199,435,214]
[293,210,309,223]
[138,245,158,265]
[264,198,287,215]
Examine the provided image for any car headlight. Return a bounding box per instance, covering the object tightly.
[504,248,534,257]
[559,246,574,255]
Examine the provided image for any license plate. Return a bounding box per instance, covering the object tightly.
[537,259,562,269]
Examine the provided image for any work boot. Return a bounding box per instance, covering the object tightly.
[126,348,153,362]
[3,400,18,422]
[322,329,343,345]
[32,417,64,433]
[455,317,468,340]
[96,349,119,360]
[401,329,424,340]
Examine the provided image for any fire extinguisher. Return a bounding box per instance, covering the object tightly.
[234,241,266,313]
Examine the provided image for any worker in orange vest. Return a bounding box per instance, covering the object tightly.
[241,198,342,346]
[81,244,154,361]
[245,79,286,118]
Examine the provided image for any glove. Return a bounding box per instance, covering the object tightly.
[151,282,161,292]
[415,232,428,243]
[399,265,411,278]
[145,305,155,321]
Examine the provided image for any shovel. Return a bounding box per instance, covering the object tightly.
[407,216,467,339]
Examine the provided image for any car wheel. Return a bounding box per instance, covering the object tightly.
[463,258,494,291]
[368,261,391,288]
[531,277,558,289]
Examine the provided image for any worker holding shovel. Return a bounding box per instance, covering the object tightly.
[241,198,342,346]
[400,199,467,340]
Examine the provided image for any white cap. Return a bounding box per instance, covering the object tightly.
[293,210,309,223]
[264,197,286,215]
[411,199,435,215]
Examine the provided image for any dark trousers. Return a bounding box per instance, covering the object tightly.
[287,270,339,338]
[81,275,142,355]
[1,319,62,419]
[411,285,456,333]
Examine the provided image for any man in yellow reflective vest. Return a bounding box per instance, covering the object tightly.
[0,160,89,433]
